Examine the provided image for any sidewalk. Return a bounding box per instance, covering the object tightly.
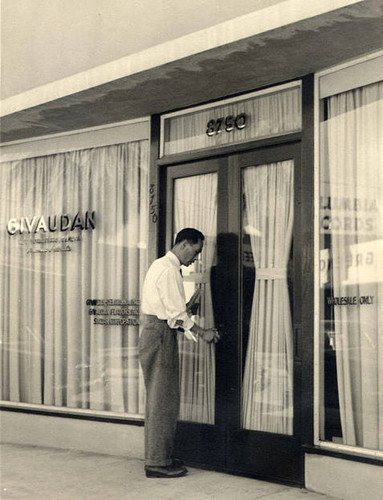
[1,444,337,500]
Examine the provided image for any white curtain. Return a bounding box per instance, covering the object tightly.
[0,141,148,415]
[326,81,383,450]
[173,173,217,424]
[241,161,294,434]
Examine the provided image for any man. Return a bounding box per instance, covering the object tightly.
[139,227,220,478]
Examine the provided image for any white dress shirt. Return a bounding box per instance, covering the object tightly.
[141,251,194,331]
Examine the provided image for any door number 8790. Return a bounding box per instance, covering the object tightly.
[206,113,247,137]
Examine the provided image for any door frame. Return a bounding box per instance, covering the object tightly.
[224,142,304,485]
[149,76,315,487]
[157,140,305,484]
[161,156,228,469]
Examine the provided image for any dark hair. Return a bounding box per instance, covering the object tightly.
[174,228,204,245]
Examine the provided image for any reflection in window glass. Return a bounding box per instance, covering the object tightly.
[0,141,148,415]
[319,81,383,451]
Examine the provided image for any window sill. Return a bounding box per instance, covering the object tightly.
[0,402,144,426]
[303,444,383,467]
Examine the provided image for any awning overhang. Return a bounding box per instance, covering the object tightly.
[1,0,383,143]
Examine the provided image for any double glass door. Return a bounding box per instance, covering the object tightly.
[163,143,303,485]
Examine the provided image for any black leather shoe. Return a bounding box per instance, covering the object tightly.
[171,457,184,467]
[145,464,188,478]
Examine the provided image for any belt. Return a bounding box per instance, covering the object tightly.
[145,314,167,324]
[144,315,182,333]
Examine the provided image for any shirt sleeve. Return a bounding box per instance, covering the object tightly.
[156,266,195,330]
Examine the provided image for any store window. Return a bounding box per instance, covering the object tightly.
[0,140,148,416]
[318,72,383,452]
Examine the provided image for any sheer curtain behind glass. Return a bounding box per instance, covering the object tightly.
[173,173,217,424]
[0,141,148,415]
[164,86,301,155]
[324,81,383,450]
[241,161,294,434]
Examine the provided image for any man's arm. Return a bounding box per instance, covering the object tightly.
[156,267,220,343]
[156,267,195,330]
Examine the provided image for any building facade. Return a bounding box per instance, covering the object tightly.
[1,1,382,498]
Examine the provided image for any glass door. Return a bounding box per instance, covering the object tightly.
[241,159,294,435]
[165,157,226,468]
[173,172,218,425]
[225,144,303,485]
[163,143,303,484]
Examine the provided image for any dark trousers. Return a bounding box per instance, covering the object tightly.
[138,315,180,466]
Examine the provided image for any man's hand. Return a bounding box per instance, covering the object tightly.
[201,328,220,343]
[190,323,220,343]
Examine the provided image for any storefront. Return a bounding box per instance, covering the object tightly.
[1,6,382,496]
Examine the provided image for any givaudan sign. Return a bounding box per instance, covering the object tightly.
[7,211,96,235]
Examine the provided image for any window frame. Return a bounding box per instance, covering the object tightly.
[0,117,150,423]
[313,51,383,460]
